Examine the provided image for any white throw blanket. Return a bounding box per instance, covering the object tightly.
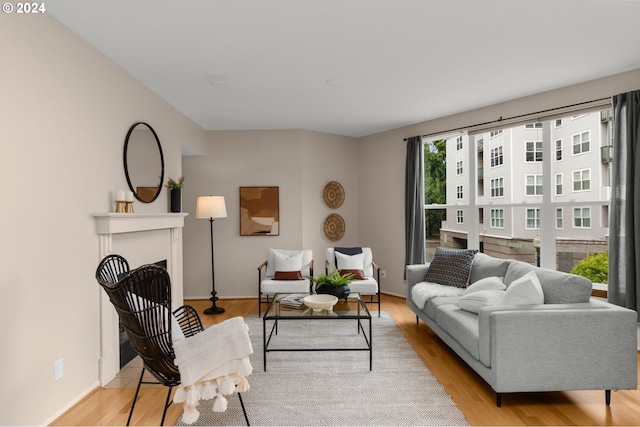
[173,316,254,424]
[411,282,465,309]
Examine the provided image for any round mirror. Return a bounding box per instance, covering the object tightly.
[123,122,164,203]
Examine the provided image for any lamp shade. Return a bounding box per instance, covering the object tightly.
[196,196,227,219]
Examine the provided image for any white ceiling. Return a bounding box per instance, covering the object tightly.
[47,0,640,138]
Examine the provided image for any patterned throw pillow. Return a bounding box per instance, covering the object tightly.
[423,247,478,288]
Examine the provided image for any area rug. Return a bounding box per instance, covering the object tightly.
[176,312,468,426]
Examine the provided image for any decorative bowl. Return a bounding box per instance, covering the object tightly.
[303,294,339,312]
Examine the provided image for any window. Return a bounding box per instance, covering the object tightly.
[525,140,543,162]
[456,160,463,175]
[573,207,591,228]
[490,130,503,137]
[490,146,503,167]
[554,119,563,128]
[457,210,464,224]
[456,136,463,151]
[491,209,504,228]
[555,173,563,196]
[525,122,543,129]
[573,169,591,191]
[572,130,590,155]
[555,139,563,161]
[526,208,541,229]
[490,177,504,198]
[456,185,463,199]
[556,208,563,229]
[526,174,543,196]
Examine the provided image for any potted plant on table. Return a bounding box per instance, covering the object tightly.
[166,176,184,212]
[308,270,354,300]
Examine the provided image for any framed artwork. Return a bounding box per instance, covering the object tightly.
[239,186,279,236]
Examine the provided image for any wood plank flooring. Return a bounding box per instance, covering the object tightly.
[51,296,640,426]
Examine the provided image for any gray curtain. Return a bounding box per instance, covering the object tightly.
[609,90,640,320]
[405,136,426,275]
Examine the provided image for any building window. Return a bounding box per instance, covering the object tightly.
[556,208,563,229]
[490,177,504,198]
[525,140,543,162]
[457,210,464,224]
[456,136,463,151]
[573,169,591,191]
[555,139,563,161]
[526,208,541,229]
[554,119,563,128]
[573,207,591,228]
[555,173,563,196]
[525,122,543,129]
[456,185,463,199]
[490,146,503,167]
[490,130,503,138]
[526,174,543,196]
[491,209,504,228]
[456,160,463,175]
[572,130,590,155]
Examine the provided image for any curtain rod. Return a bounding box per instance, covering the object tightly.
[403,96,611,141]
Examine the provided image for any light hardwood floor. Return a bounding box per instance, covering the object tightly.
[51,296,640,426]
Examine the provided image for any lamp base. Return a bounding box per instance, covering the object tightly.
[204,304,225,315]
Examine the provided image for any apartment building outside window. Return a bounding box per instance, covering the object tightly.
[573,169,591,191]
[525,140,543,162]
[457,210,464,224]
[456,160,463,175]
[456,136,463,150]
[490,146,503,167]
[526,174,543,196]
[555,173,563,195]
[526,208,541,229]
[556,139,563,161]
[556,208,563,229]
[574,207,591,228]
[572,130,590,154]
[490,177,504,198]
[491,209,504,228]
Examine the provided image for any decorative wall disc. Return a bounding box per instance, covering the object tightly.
[323,181,345,209]
[323,213,345,241]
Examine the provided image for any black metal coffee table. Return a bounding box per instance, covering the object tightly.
[262,292,372,371]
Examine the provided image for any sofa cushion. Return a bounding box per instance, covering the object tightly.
[502,270,544,305]
[470,253,512,284]
[425,296,460,322]
[411,282,465,309]
[424,247,478,288]
[456,289,505,314]
[504,261,592,304]
[463,276,506,295]
[436,304,480,360]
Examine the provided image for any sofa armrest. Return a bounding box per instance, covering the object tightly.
[478,301,638,392]
[406,263,430,289]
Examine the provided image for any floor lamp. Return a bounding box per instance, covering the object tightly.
[196,195,227,315]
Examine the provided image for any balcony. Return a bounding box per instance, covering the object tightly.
[601,145,613,163]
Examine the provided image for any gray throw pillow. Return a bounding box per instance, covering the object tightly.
[469,253,512,284]
[424,247,478,288]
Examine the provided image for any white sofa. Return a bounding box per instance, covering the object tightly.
[406,250,638,406]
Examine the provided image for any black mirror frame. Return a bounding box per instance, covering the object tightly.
[123,122,165,203]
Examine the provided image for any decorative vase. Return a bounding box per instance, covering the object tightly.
[170,189,181,212]
[316,284,350,300]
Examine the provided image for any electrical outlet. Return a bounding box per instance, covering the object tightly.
[54,359,63,382]
[381,270,387,278]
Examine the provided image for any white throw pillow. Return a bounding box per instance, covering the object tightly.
[335,251,366,271]
[456,290,505,314]
[463,276,506,295]
[502,270,544,306]
[273,250,303,272]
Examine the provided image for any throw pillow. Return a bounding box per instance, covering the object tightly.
[469,253,511,284]
[502,270,544,306]
[274,271,303,280]
[335,251,366,271]
[456,289,505,314]
[273,250,303,273]
[339,269,365,280]
[423,247,478,288]
[462,276,506,295]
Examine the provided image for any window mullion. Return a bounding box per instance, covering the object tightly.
[540,121,556,268]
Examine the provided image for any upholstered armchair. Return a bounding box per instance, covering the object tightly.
[257,249,314,316]
[325,247,381,316]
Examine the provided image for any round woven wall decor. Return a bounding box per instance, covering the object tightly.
[323,181,345,209]
[323,213,345,241]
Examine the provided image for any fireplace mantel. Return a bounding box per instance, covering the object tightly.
[92,212,188,386]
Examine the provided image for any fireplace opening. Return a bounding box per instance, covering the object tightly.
[119,259,168,368]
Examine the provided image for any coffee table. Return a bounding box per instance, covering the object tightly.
[262,292,372,371]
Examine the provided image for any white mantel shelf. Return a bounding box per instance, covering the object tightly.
[92,212,188,235]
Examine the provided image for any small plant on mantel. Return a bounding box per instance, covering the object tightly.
[166,176,185,190]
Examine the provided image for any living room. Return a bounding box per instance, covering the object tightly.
[2,2,640,426]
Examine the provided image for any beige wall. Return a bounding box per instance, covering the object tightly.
[0,14,204,425]
[182,130,359,299]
